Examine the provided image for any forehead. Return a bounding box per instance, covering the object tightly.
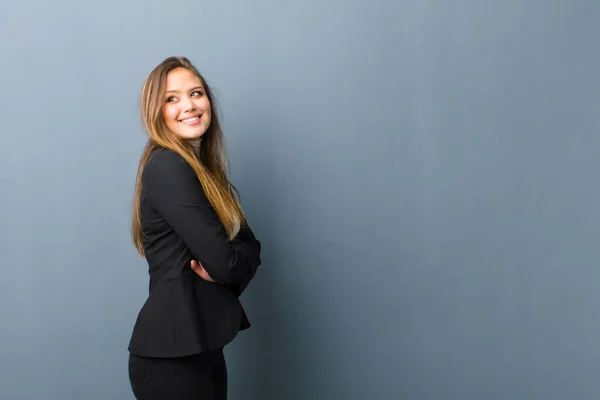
[165,68,203,90]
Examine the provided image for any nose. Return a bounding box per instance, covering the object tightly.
[182,96,196,112]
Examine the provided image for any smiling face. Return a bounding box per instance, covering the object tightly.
[162,67,212,140]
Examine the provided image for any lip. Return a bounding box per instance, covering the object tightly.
[179,114,202,125]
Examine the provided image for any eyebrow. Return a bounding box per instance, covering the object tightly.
[165,85,204,94]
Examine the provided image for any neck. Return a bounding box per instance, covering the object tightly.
[187,137,202,155]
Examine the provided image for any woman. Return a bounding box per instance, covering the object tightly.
[127,56,262,399]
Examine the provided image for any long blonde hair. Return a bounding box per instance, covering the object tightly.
[132,56,245,256]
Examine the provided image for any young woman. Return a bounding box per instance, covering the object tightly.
[127,56,262,399]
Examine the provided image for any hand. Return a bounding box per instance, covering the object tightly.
[190,260,217,283]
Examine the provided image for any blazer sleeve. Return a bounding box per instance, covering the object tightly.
[227,223,261,296]
[142,148,260,284]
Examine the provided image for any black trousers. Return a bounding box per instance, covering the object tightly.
[128,349,227,399]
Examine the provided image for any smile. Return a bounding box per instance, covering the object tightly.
[180,116,201,124]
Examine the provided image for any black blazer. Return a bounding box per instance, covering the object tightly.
[128,147,261,358]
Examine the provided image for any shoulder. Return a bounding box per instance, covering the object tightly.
[143,147,194,183]
[147,147,186,167]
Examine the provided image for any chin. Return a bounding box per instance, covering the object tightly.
[181,129,206,139]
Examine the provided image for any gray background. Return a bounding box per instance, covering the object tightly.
[1,0,600,399]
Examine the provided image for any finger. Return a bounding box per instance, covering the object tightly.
[192,262,207,277]
[198,267,214,282]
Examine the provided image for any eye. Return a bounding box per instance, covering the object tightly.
[166,96,176,103]
[191,90,204,97]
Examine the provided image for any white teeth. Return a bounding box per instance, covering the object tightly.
[181,116,199,123]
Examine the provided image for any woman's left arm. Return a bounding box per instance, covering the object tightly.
[226,224,261,296]
[192,223,261,296]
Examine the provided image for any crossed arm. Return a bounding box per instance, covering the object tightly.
[143,149,261,295]
[192,224,261,296]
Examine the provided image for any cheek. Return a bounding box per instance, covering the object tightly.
[204,102,212,122]
[163,105,178,123]
[199,97,211,113]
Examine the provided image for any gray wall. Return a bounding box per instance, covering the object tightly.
[1,1,599,399]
